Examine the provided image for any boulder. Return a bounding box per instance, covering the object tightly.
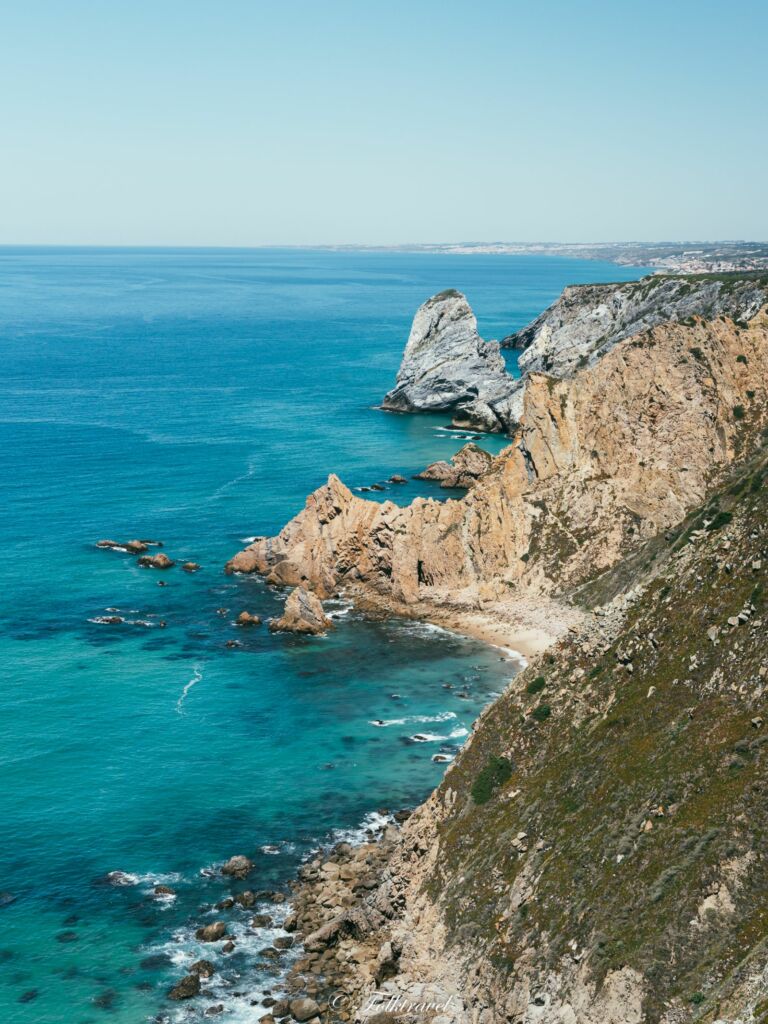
[268,587,333,636]
[195,922,227,942]
[388,475,407,484]
[137,553,174,570]
[222,855,254,880]
[153,884,176,897]
[236,611,262,626]
[190,959,216,978]
[182,562,201,572]
[234,890,256,907]
[125,540,149,554]
[290,997,320,1022]
[168,973,201,1000]
[415,443,493,489]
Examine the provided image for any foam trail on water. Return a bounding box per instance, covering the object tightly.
[176,664,204,715]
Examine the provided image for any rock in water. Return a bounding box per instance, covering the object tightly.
[137,553,175,569]
[221,854,254,879]
[168,973,201,1000]
[235,611,261,626]
[195,921,227,942]
[381,290,520,431]
[415,442,493,489]
[268,587,333,636]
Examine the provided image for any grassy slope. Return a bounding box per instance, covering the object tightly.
[424,439,768,1022]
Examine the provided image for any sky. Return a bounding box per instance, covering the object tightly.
[1,0,766,246]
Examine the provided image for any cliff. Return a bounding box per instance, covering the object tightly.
[287,449,768,1023]
[504,271,768,379]
[227,297,768,1023]
[228,310,768,620]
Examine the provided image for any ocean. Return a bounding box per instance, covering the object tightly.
[0,247,646,1022]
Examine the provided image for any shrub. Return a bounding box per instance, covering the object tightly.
[706,511,733,532]
[689,346,705,361]
[736,354,748,364]
[526,675,546,695]
[471,755,513,804]
[532,703,551,722]
[689,992,706,1006]
[733,404,746,420]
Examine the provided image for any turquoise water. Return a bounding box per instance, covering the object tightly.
[0,248,646,1022]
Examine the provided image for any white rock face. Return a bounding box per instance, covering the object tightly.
[381,290,520,432]
[505,273,768,377]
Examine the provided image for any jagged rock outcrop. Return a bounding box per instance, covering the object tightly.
[415,442,493,489]
[381,290,521,432]
[228,311,768,616]
[503,271,768,378]
[267,586,333,636]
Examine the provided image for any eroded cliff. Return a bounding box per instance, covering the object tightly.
[228,311,768,622]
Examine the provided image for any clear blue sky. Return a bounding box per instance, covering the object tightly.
[1,0,766,245]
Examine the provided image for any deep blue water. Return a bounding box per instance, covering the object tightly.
[0,248,646,1022]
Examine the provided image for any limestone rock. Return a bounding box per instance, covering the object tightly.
[268,587,333,636]
[381,290,519,432]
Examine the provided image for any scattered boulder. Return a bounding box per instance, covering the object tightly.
[138,553,175,570]
[234,890,256,907]
[222,940,235,953]
[125,540,149,554]
[268,587,334,636]
[182,562,201,572]
[221,855,254,880]
[153,884,176,897]
[190,960,216,978]
[236,611,262,626]
[290,997,321,1022]
[195,922,227,942]
[251,913,273,927]
[168,973,201,1000]
[388,475,407,484]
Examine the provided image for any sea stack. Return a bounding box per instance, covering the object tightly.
[381,290,521,432]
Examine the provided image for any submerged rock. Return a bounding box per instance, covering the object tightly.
[381,290,519,432]
[268,587,333,636]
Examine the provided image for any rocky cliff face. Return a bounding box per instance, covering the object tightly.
[293,453,768,1023]
[228,310,768,620]
[504,271,768,379]
[380,289,521,432]
[229,302,768,1023]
